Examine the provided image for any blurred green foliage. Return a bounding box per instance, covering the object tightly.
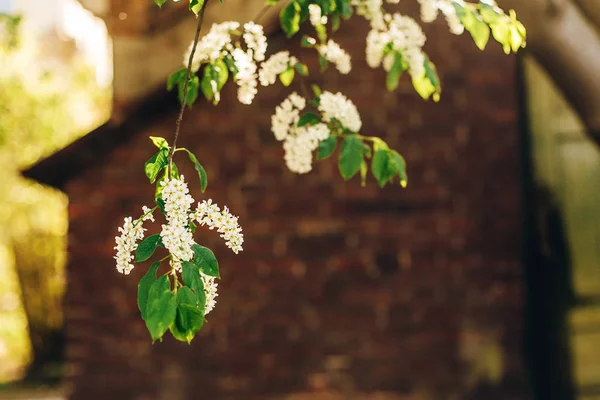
[0,14,110,384]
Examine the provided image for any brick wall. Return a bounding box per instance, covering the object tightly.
[64,5,527,399]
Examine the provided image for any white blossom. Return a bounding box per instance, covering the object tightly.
[114,216,146,275]
[142,205,155,222]
[243,22,268,62]
[417,0,465,35]
[417,0,440,22]
[258,51,298,86]
[270,93,332,174]
[318,91,362,132]
[365,12,427,77]
[185,21,240,72]
[309,4,327,26]
[201,273,218,315]
[319,40,352,74]
[184,21,265,105]
[438,1,465,35]
[193,199,244,254]
[232,48,258,105]
[271,92,305,141]
[283,123,330,174]
[159,176,196,263]
[352,0,386,30]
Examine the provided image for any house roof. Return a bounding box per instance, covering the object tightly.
[23,8,284,191]
[22,88,179,190]
[22,3,282,190]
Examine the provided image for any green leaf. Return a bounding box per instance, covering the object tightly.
[316,24,328,43]
[200,63,225,105]
[371,150,396,188]
[479,3,503,24]
[338,0,352,19]
[155,197,166,214]
[150,136,169,150]
[192,244,220,278]
[297,112,321,127]
[390,150,408,187]
[339,135,364,180]
[311,84,322,98]
[135,234,162,263]
[509,21,525,52]
[315,0,331,14]
[181,261,205,302]
[318,53,328,72]
[490,22,511,54]
[386,52,405,91]
[301,35,316,47]
[279,67,295,87]
[362,143,372,159]
[412,55,441,102]
[331,13,341,31]
[182,149,208,192]
[223,54,239,74]
[317,136,336,160]
[185,75,200,107]
[189,0,204,15]
[359,160,368,187]
[467,14,490,50]
[214,59,229,90]
[144,148,169,184]
[154,0,167,7]
[294,62,309,77]
[170,286,205,343]
[137,262,161,320]
[167,69,187,91]
[280,0,301,38]
[145,275,177,342]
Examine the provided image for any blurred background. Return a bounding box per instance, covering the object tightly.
[0,0,111,394]
[1,0,600,399]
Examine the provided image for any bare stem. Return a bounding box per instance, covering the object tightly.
[168,0,210,177]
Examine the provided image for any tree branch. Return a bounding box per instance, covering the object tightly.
[168,0,210,176]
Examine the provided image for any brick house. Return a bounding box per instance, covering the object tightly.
[23,1,553,399]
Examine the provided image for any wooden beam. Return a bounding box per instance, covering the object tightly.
[497,0,600,147]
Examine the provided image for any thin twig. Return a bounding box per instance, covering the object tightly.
[168,0,210,176]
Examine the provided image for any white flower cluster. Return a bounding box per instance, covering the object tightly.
[351,0,401,30]
[309,4,328,26]
[417,0,465,35]
[318,40,352,74]
[243,22,267,62]
[318,91,362,132]
[258,51,299,86]
[193,199,244,254]
[232,47,258,105]
[159,176,196,265]
[201,273,218,315]
[114,175,244,316]
[184,21,268,105]
[185,21,240,73]
[366,13,427,77]
[114,214,147,275]
[271,93,330,174]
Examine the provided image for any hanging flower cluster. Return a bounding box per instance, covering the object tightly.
[122,0,526,345]
[114,135,243,343]
[259,51,299,86]
[271,92,329,173]
[366,12,427,77]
